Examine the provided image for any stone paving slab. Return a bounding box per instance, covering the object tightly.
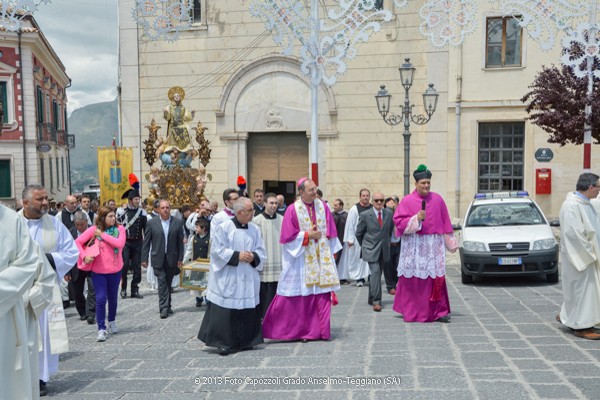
[45,260,600,399]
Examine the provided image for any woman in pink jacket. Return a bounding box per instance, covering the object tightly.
[75,206,126,342]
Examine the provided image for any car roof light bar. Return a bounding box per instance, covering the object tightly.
[474,191,529,199]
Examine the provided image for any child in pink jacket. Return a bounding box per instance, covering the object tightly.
[75,206,126,342]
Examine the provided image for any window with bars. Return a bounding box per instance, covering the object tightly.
[486,17,522,68]
[478,122,524,192]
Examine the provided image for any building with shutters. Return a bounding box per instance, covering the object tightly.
[0,16,71,208]
[117,0,593,219]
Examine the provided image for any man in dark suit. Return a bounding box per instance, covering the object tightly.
[356,192,394,312]
[68,211,96,324]
[141,199,185,318]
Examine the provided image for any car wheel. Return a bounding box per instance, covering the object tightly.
[461,267,473,284]
[547,271,559,283]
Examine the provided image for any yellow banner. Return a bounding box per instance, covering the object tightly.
[97,147,133,204]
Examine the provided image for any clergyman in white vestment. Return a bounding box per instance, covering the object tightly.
[0,204,55,399]
[558,173,600,340]
[19,185,79,394]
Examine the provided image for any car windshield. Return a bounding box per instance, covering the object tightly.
[465,202,545,227]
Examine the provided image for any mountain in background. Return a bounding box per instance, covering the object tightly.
[68,98,118,192]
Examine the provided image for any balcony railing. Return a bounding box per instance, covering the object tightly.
[56,130,66,146]
[37,123,56,143]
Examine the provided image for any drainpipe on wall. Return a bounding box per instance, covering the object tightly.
[455,44,463,219]
[18,29,28,187]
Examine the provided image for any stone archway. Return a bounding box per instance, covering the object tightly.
[215,54,338,189]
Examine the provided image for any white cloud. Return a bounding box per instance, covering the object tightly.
[34,0,118,113]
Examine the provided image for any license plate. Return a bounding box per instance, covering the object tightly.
[498,257,522,265]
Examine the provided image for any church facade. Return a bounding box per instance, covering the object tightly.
[117,0,593,219]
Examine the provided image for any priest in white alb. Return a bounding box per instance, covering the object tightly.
[198,197,266,355]
[1,204,55,399]
[339,189,371,286]
[262,177,341,342]
[18,184,79,396]
[558,172,600,340]
[252,192,284,318]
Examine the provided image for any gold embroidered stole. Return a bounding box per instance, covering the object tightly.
[294,199,338,287]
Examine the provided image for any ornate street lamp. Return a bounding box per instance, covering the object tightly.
[375,58,439,195]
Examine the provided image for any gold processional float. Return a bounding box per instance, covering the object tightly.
[142,86,212,209]
[142,86,211,290]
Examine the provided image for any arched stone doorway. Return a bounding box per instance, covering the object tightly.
[216,55,337,195]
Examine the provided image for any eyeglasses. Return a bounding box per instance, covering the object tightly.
[373,199,385,203]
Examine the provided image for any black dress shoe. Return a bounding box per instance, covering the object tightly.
[39,380,48,397]
[120,290,127,299]
[160,309,168,319]
[131,292,143,299]
[196,298,204,307]
[87,317,96,325]
[80,315,88,321]
[217,347,230,356]
[437,315,451,323]
[62,300,70,309]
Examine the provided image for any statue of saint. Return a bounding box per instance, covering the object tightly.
[163,86,195,155]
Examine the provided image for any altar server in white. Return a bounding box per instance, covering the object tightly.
[198,197,266,355]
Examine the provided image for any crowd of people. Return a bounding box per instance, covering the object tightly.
[7,167,600,398]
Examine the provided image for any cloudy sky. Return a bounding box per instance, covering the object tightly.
[35,0,118,113]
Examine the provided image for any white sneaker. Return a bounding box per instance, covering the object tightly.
[97,330,108,342]
[108,321,118,334]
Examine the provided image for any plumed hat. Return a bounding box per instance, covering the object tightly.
[413,164,432,182]
[121,173,141,199]
[128,173,140,192]
[237,175,247,191]
[121,188,140,200]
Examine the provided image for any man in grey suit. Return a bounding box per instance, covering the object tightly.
[356,192,394,312]
[141,199,185,318]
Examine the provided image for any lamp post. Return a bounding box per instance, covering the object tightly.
[375,58,439,195]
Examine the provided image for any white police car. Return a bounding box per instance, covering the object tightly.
[459,191,559,284]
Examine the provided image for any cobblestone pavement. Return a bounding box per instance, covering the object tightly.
[48,254,600,399]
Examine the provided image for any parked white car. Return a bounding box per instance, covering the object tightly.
[459,191,559,284]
